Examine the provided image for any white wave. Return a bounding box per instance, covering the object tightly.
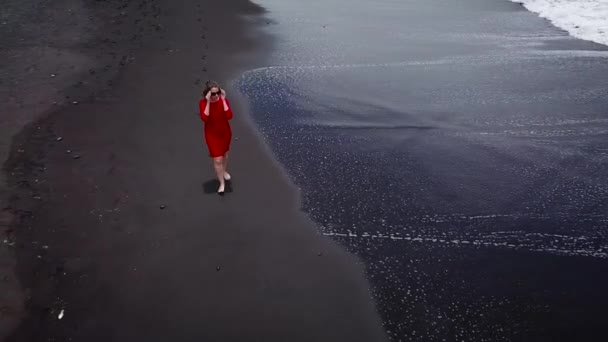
[322,230,608,259]
[511,0,608,46]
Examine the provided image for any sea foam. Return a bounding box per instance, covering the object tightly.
[511,0,608,46]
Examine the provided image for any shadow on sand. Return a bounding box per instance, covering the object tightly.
[202,179,233,194]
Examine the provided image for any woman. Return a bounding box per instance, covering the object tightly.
[199,80,233,195]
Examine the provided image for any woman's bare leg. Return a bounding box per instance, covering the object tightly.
[213,156,225,193]
[223,152,230,180]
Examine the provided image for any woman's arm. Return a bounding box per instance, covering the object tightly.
[220,88,230,111]
[199,100,211,121]
[222,98,233,120]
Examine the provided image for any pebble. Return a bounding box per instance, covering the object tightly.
[160,205,166,210]
[56,137,63,142]
[216,266,221,271]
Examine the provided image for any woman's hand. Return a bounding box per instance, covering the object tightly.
[220,88,226,99]
[205,90,212,101]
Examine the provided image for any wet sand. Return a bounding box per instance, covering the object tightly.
[1,0,387,341]
[236,0,608,340]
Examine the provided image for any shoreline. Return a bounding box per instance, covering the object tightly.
[231,0,608,340]
[2,0,387,341]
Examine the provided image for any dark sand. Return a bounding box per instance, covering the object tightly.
[234,0,608,340]
[1,0,387,341]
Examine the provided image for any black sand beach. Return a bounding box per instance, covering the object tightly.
[237,0,608,340]
[5,0,608,341]
[1,0,387,341]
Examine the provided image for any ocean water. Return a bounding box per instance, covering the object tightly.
[237,0,608,340]
[511,0,608,46]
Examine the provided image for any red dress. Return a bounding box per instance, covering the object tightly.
[199,98,233,157]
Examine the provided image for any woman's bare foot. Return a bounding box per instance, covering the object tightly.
[217,182,225,195]
[223,172,231,181]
